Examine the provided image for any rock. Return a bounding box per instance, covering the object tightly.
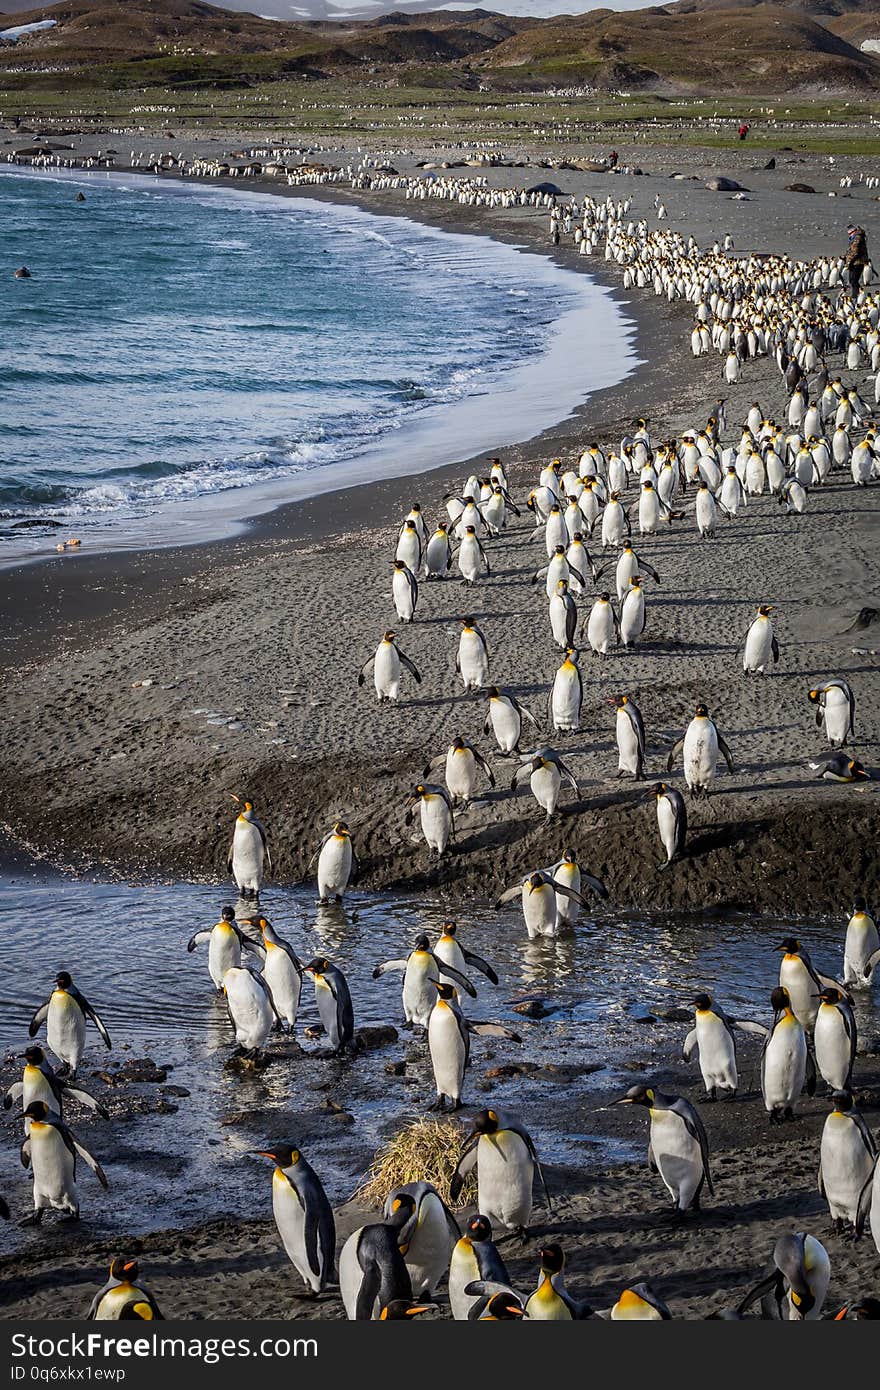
[160,1085,190,1098]
[97,1058,167,1084]
[785,183,815,194]
[511,999,553,1019]
[329,1111,355,1126]
[385,1060,407,1076]
[224,1053,271,1074]
[155,1098,178,1115]
[355,1025,399,1049]
[483,1063,538,1080]
[656,1007,692,1024]
[705,177,748,193]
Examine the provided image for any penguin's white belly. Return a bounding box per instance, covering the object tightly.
[616,711,640,773]
[551,672,580,731]
[554,866,580,923]
[638,496,660,533]
[683,726,717,790]
[657,797,677,859]
[820,1118,874,1222]
[339,1231,374,1320]
[30,1127,78,1213]
[47,995,86,1070]
[403,963,437,1027]
[458,538,483,583]
[779,961,818,1029]
[373,645,400,699]
[208,927,241,990]
[446,750,477,802]
[434,940,466,983]
[315,981,341,1047]
[822,688,850,747]
[22,1070,59,1121]
[317,838,352,899]
[420,798,451,853]
[844,917,880,985]
[587,607,614,654]
[225,973,273,1050]
[696,1017,737,1089]
[523,885,558,938]
[263,948,301,1027]
[396,534,420,570]
[392,571,414,621]
[429,1005,465,1100]
[478,1133,533,1230]
[549,597,570,647]
[814,1010,850,1089]
[763,1028,806,1108]
[601,506,624,546]
[232,823,264,892]
[272,1172,321,1291]
[531,765,559,814]
[620,592,644,645]
[449,1243,482,1321]
[649,1111,702,1209]
[868,1162,880,1256]
[425,536,449,575]
[615,556,636,600]
[458,634,488,688]
[744,620,773,672]
[490,703,520,753]
[405,1194,453,1296]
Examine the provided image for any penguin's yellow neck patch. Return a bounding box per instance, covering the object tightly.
[617,1289,649,1312]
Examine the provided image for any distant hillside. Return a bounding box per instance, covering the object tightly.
[0,0,878,93]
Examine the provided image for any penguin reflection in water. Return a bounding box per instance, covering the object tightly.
[613,1084,713,1213]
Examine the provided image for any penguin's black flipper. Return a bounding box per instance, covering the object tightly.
[28,1000,49,1038]
[3,1082,22,1111]
[461,949,498,986]
[450,1135,479,1201]
[187,930,212,952]
[354,1259,382,1322]
[495,883,524,909]
[72,1135,109,1189]
[468,1023,521,1043]
[856,1156,879,1238]
[666,738,684,772]
[0,1196,8,1220]
[472,748,495,788]
[804,1047,817,1098]
[640,557,661,584]
[518,701,539,729]
[717,734,736,775]
[672,1098,714,1196]
[20,1137,31,1169]
[771,635,780,664]
[63,1083,109,1119]
[399,651,421,683]
[430,955,476,998]
[736,1270,784,1320]
[357,656,374,688]
[75,992,112,1051]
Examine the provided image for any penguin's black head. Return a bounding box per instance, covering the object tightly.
[335,821,349,834]
[109,1257,139,1281]
[538,1244,565,1274]
[23,1045,45,1065]
[852,894,867,913]
[461,615,475,628]
[561,848,576,864]
[303,957,330,976]
[379,1301,433,1320]
[694,703,709,718]
[817,986,842,1005]
[451,736,465,751]
[484,1292,524,1319]
[433,981,456,1001]
[830,1090,853,1113]
[692,993,712,1011]
[572,531,583,542]
[413,934,430,953]
[55,971,72,990]
[770,986,791,1013]
[23,1101,50,1121]
[527,871,547,891]
[609,693,625,707]
[651,782,667,799]
[808,689,820,703]
[254,1144,299,1168]
[387,1193,417,1224]
[599,591,611,603]
[614,1084,653,1108]
[441,921,457,937]
[404,519,416,530]
[465,525,476,535]
[554,545,565,555]
[487,686,500,699]
[777,937,800,954]
[412,503,421,513]
[467,1214,492,1241]
[221,905,235,920]
[383,630,395,643]
[472,1108,501,1136]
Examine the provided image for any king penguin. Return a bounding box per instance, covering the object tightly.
[450,1109,551,1236]
[29,972,111,1079]
[253,1144,335,1295]
[339,1193,415,1319]
[88,1258,164,1320]
[449,1214,510,1321]
[614,1084,713,1212]
[20,1101,108,1224]
[818,1092,877,1233]
[383,1181,459,1298]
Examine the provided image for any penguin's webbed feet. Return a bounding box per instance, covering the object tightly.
[20,1211,43,1227]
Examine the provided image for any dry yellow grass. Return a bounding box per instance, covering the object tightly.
[355,1116,477,1210]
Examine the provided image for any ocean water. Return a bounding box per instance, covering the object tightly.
[0,168,638,564]
[0,871,867,1242]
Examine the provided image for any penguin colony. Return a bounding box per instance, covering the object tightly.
[5,161,880,1321]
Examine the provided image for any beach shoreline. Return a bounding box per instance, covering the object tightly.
[0,142,878,911]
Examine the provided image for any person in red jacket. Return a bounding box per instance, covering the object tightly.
[738,122,750,141]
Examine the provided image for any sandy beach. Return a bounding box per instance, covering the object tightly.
[1,128,880,1320]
